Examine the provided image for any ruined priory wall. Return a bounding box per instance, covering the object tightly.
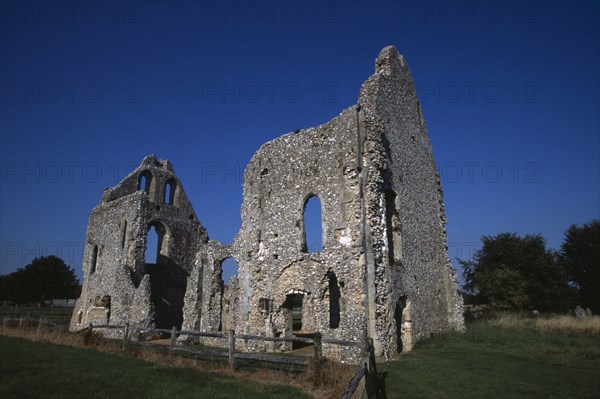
[70,193,154,331]
[358,47,464,350]
[232,108,369,358]
[71,155,208,331]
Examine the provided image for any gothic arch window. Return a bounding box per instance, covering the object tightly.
[145,225,160,264]
[164,178,177,205]
[138,170,153,195]
[302,194,323,253]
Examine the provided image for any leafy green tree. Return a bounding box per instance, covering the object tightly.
[0,256,79,305]
[0,274,9,302]
[559,220,600,313]
[460,233,572,312]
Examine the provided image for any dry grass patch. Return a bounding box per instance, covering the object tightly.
[0,324,354,399]
[489,313,600,335]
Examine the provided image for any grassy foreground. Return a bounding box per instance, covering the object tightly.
[0,335,309,399]
[383,315,600,399]
[1,314,598,398]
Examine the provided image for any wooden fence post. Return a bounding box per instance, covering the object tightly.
[18,315,23,329]
[36,317,43,339]
[312,332,323,385]
[169,326,178,359]
[228,330,236,370]
[121,323,129,350]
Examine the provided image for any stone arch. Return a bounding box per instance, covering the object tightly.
[302,193,324,253]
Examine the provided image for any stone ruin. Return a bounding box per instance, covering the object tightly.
[70,46,464,362]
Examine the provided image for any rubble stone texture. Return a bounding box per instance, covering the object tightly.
[71,46,464,361]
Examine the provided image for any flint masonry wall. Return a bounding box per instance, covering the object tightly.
[71,156,207,332]
[72,46,464,362]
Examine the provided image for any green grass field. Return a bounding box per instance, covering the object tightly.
[1,314,598,398]
[382,319,600,399]
[0,336,309,399]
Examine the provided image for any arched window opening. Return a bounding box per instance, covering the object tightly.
[145,225,160,264]
[90,245,99,274]
[221,258,239,285]
[303,195,323,253]
[138,171,153,195]
[328,272,341,329]
[385,190,402,265]
[164,179,177,205]
[120,220,128,249]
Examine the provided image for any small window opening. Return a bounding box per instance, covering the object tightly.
[90,245,99,274]
[164,179,176,205]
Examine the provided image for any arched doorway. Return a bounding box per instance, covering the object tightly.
[143,221,187,329]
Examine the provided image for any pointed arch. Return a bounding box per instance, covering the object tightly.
[144,221,171,265]
[138,170,154,196]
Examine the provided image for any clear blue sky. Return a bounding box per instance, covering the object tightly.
[1,1,598,285]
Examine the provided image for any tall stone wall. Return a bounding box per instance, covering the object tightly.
[357,47,464,355]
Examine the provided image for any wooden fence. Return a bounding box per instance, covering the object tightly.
[1,316,381,398]
[86,323,363,369]
[87,323,380,398]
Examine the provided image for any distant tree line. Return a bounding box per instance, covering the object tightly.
[460,219,599,313]
[0,255,79,305]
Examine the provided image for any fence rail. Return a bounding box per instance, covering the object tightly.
[83,323,349,370]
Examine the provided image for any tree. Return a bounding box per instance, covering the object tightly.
[460,233,572,312]
[559,220,600,313]
[0,256,79,305]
